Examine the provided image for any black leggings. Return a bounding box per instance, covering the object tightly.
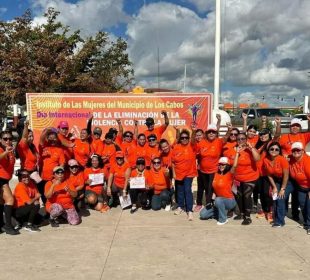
[196,171,215,205]
[37,180,47,205]
[258,176,272,212]
[14,204,40,224]
[236,180,257,218]
[129,189,153,208]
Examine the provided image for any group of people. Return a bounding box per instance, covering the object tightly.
[0,110,310,236]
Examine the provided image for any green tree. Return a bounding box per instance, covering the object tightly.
[0,8,134,114]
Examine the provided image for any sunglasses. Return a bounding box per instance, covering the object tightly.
[218,163,227,166]
[269,148,280,152]
[55,170,64,174]
[69,165,79,169]
[153,161,161,164]
[2,137,12,141]
[207,130,217,134]
[180,136,189,140]
[60,127,69,130]
[230,133,238,136]
[125,135,133,138]
[292,149,302,153]
[148,138,156,142]
[116,157,124,160]
[237,137,246,141]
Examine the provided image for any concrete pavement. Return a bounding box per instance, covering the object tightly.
[1,205,310,280]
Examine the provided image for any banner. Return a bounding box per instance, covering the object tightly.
[26,92,212,144]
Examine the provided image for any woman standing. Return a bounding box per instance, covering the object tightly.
[289,142,310,235]
[73,129,92,168]
[172,129,197,221]
[0,131,19,235]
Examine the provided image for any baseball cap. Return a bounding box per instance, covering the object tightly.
[115,151,124,158]
[207,124,218,131]
[108,127,118,134]
[93,127,102,135]
[68,159,79,166]
[290,118,302,126]
[219,157,229,164]
[58,121,69,129]
[291,142,303,151]
[105,132,114,139]
[136,158,146,165]
[147,134,157,140]
[145,117,155,126]
[53,166,64,173]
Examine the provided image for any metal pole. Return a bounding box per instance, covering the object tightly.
[214,0,221,110]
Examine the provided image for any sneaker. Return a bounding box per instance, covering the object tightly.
[100,205,110,213]
[241,217,252,225]
[227,210,234,218]
[194,205,202,212]
[49,219,59,228]
[272,223,283,228]
[267,212,273,223]
[23,224,41,232]
[14,223,22,231]
[164,205,171,212]
[130,207,138,214]
[251,205,258,214]
[174,207,183,215]
[233,215,243,220]
[187,212,193,221]
[256,210,265,219]
[217,220,228,226]
[307,229,310,235]
[1,225,20,235]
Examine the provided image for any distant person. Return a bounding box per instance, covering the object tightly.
[143,110,169,140]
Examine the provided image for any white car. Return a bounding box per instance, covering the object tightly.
[293,114,308,131]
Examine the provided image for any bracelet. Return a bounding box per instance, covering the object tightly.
[280,188,286,191]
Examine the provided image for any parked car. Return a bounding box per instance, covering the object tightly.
[232,108,291,128]
[293,114,309,131]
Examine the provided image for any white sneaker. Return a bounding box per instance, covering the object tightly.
[217,220,228,226]
[174,207,183,215]
[165,205,171,212]
[188,212,193,221]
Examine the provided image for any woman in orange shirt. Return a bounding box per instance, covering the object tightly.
[289,142,310,234]
[226,132,260,225]
[135,133,147,161]
[172,129,197,221]
[13,169,41,232]
[263,142,292,227]
[0,131,19,235]
[107,151,131,207]
[45,166,79,227]
[73,129,92,168]
[84,154,109,212]
[149,157,171,211]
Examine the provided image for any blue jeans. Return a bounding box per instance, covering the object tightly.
[176,177,194,212]
[297,189,310,228]
[151,190,171,211]
[273,181,294,226]
[214,197,236,223]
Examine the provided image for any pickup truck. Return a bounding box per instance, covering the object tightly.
[232,108,291,128]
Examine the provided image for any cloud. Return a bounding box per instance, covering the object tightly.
[186,0,215,12]
[30,0,130,35]
[0,7,8,15]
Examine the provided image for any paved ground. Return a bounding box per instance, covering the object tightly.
[1,202,310,280]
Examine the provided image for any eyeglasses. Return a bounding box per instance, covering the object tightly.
[125,135,133,138]
[237,137,246,141]
[2,137,12,141]
[292,149,302,153]
[116,157,124,160]
[153,161,161,164]
[230,133,238,136]
[180,136,189,140]
[69,165,79,169]
[269,148,280,152]
[55,170,64,174]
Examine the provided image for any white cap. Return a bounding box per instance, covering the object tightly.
[291,142,303,151]
[219,157,229,164]
[207,124,218,131]
[290,118,302,126]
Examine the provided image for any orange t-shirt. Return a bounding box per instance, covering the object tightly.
[279,132,310,157]
[196,138,223,174]
[120,141,137,168]
[73,139,92,167]
[14,181,39,208]
[110,162,130,189]
[247,135,259,146]
[84,167,108,195]
[39,145,66,181]
[160,150,172,168]
[67,171,85,190]
[222,141,237,158]
[289,155,310,190]
[143,125,166,140]
[44,180,75,211]
[212,172,234,199]
[57,133,73,162]
[172,143,197,180]
[136,144,147,160]
[225,148,259,182]
[0,147,15,180]
[263,155,289,179]
[148,168,169,194]
[101,143,117,168]
[145,145,161,167]
[17,139,38,172]
[91,138,104,156]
